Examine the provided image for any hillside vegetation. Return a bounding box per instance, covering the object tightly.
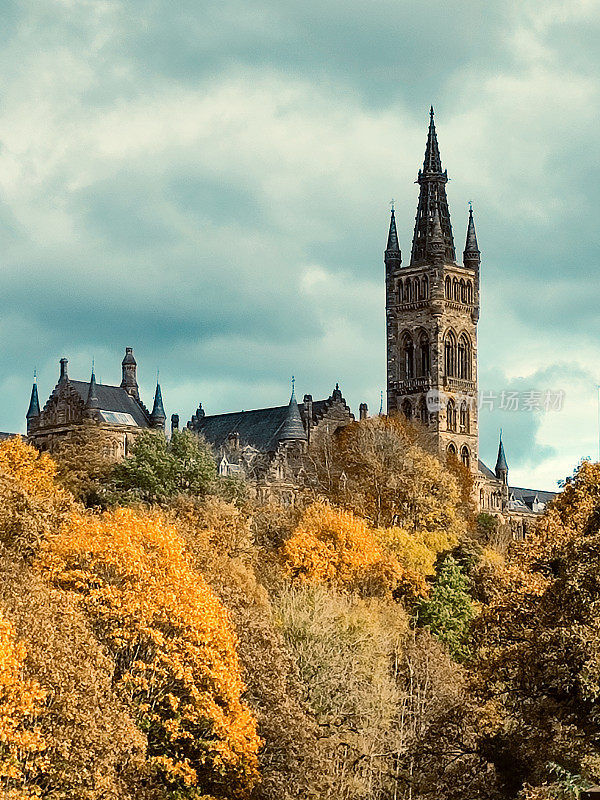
[0,420,597,799]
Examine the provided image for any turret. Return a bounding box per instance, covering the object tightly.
[26,372,40,433]
[279,380,307,442]
[121,347,139,398]
[149,381,166,430]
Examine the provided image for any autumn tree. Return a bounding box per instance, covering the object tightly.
[0,612,46,799]
[111,429,216,503]
[50,424,115,506]
[38,508,261,799]
[309,415,467,536]
[473,460,600,797]
[0,437,72,555]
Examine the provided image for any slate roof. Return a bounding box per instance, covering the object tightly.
[509,485,557,506]
[478,459,496,480]
[193,404,299,452]
[192,395,345,452]
[0,432,17,440]
[70,381,149,427]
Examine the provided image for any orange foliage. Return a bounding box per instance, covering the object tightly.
[0,438,71,554]
[282,502,427,597]
[38,508,260,799]
[0,612,46,798]
[0,438,59,499]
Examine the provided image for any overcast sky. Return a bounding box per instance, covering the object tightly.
[0,0,599,490]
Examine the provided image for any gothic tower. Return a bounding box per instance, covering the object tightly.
[385,108,480,470]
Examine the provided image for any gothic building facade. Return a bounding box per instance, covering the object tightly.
[385,107,554,531]
[26,348,166,457]
[23,108,555,527]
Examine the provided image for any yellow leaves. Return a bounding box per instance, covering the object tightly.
[38,508,261,799]
[0,438,58,499]
[0,438,71,554]
[0,613,46,795]
[282,502,446,599]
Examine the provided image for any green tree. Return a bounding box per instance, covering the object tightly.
[111,429,216,503]
[416,556,476,661]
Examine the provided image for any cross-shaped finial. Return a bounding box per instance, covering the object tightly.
[91,357,95,373]
[292,375,295,390]
[390,198,395,212]
[468,199,473,212]
[33,368,37,382]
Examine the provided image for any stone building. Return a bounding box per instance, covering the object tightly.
[385,107,554,530]
[184,383,357,503]
[26,348,166,457]
[23,108,555,527]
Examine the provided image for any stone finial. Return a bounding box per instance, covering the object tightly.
[359,402,368,420]
[59,358,68,383]
[171,413,179,434]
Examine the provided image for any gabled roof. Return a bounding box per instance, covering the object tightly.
[70,381,149,427]
[478,459,497,480]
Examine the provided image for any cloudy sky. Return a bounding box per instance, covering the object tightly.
[0,0,599,490]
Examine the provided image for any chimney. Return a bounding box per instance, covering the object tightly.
[359,402,368,421]
[59,358,68,383]
[171,414,179,435]
[121,347,139,398]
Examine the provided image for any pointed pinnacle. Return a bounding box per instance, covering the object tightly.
[464,203,480,256]
[386,207,400,252]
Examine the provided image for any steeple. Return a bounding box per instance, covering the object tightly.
[384,205,401,272]
[26,372,40,421]
[279,379,307,441]
[410,107,456,266]
[86,367,100,410]
[495,432,508,482]
[149,381,166,429]
[463,203,480,269]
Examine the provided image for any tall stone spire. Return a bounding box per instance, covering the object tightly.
[86,366,100,410]
[463,203,480,269]
[495,432,508,482]
[26,372,40,421]
[410,107,456,266]
[150,381,166,429]
[384,205,401,273]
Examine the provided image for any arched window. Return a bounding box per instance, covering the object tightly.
[467,281,473,304]
[418,398,428,425]
[444,331,456,377]
[401,399,412,420]
[461,445,470,468]
[413,277,420,300]
[458,333,471,379]
[453,277,459,301]
[447,399,457,432]
[460,279,466,303]
[460,401,470,433]
[447,442,457,457]
[422,275,429,299]
[397,279,403,303]
[418,332,430,377]
[479,489,485,508]
[445,276,451,298]
[402,333,414,380]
